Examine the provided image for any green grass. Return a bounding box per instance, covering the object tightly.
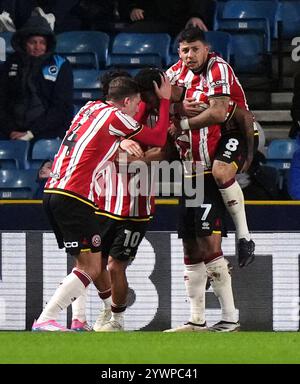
[1,332,300,364]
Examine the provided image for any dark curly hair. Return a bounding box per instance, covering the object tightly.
[134,67,164,94]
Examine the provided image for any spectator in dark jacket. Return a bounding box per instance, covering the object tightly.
[0,15,73,141]
[290,70,300,139]
[0,0,54,31]
[77,0,118,33]
[120,0,216,36]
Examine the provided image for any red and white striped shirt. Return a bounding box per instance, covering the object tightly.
[95,159,156,220]
[45,100,142,206]
[166,53,248,170]
[166,52,248,109]
[94,103,157,219]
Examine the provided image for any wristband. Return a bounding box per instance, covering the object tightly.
[19,130,34,141]
[180,117,190,131]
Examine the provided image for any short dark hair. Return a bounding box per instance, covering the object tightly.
[177,26,206,44]
[101,69,132,99]
[134,67,163,94]
[107,76,140,101]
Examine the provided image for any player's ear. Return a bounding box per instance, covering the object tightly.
[123,96,130,107]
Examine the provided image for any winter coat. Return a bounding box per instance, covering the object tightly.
[0,15,73,139]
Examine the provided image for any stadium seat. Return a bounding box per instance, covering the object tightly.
[56,31,110,70]
[0,31,14,61]
[220,0,280,38]
[279,1,300,39]
[0,36,5,62]
[29,138,61,169]
[205,31,232,63]
[0,169,38,199]
[266,139,298,191]
[266,139,297,166]
[73,69,103,109]
[0,140,30,169]
[167,31,232,66]
[108,33,171,68]
[217,19,271,73]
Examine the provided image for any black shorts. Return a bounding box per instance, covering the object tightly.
[178,173,227,239]
[96,214,149,262]
[43,193,102,256]
[215,128,259,172]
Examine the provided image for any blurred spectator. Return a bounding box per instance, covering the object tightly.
[237,122,280,200]
[288,135,300,200]
[48,1,81,33]
[238,151,281,200]
[0,1,55,31]
[120,0,216,36]
[0,15,73,141]
[77,0,120,33]
[290,70,300,139]
[34,159,52,198]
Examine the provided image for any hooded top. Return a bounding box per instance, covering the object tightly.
[0,15,73,140]
[11,15,56,55]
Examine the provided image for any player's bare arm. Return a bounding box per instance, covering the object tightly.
[169,95,230,137]
[228,107,255,172]
[186,95,230,128]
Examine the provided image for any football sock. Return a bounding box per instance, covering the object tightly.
[98,288,112,309]
[219,180,250,241]
[72,287,88,322]
[184,262,207,325]
[111,303,126,326]
[37,269,92,323]
[206,258,238,323]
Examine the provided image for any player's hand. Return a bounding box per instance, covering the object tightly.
[168,121,181,138]
[130,8,144,21]
[241,154,253,173]
[10,131,26,140]
[120,139,144,158]
[182,98,207,117]
[154,74,171,100]
[186,17,208,32]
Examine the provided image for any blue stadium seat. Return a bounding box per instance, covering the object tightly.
[266,139,298,191]
[29,139,61,169]
[266,139,297,166]
[0,140,30,169]
[205,31,232,62]
[167,31,232,66]
[279,1,300,39]
[56,31,110,70]
[0,31,14,61]
[108,33,171,68]
[0,169,38,199]
[73,69,103,109]
[220,0,280,38]
[217,19,271,73]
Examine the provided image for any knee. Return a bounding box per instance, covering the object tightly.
[81,260,102,281]
[206,258,232,284]
[212,162,235,187]
[183,243,203,265]
[88,263,101,281]
[107,258,127,278]
[184,254,203,265]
